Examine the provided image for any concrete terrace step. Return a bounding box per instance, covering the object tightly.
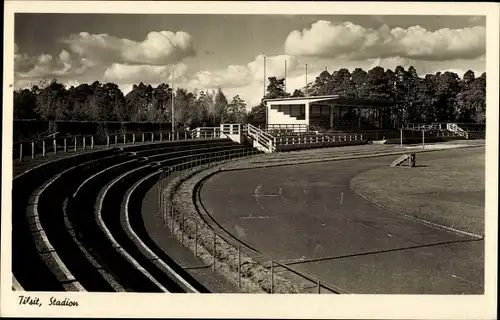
[81,145,255,292]
[12,137,246,292]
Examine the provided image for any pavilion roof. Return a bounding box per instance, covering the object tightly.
[264,95,398,107]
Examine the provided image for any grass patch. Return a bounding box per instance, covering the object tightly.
[350,151,485,236]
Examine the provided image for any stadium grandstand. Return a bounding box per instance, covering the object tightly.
[263,95,397,134]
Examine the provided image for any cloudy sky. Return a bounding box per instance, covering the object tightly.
[14,14,486,107]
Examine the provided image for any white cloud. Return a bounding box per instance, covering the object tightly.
[188,54,298,89]
[285,20,485,61]
[103,62,188,84]
[218,68,329,108]
[13,29,195,90]
[183,54,299,108]
[14,45,95,86]
[222,83,264,109]
[61,31,195,65]
[13,21,486,109]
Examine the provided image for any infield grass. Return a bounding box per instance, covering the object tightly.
[350,149,485,236]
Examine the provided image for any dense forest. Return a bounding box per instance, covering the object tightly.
[14,81,247,128]
[14,66,486,129]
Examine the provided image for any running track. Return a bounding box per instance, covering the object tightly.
[199,148,484,294]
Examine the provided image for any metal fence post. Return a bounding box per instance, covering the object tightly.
[114,134,117,145]
[160,132,163,142]
[181,212,185,245]
[42,140,46,157]
[238,245,241,287]
[422,129,425,149]
[133,133,136,144]
[142,133,145,143]
[123,133,126,144]
[212,231,216,271]
[83,136,86,150]
[53,139,57,155]
[74,137,77,152]
[19,143,23,162]
[91,136,94,149]
[64,138,67,152]
[106,135,110,147]
[31,141,35,159]
[151,133,154,142]
[194,222,198,257]
[177,132,179,140]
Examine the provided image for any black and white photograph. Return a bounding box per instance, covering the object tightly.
[2,1,498,319]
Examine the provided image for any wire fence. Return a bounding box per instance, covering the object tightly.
[156,148,348,294]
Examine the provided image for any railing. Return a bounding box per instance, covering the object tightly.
[406,123,441,131]
[13,130,215,162]
[405,122,471,139]
[189,124,241,140]
[220,123,241,136]
[447,123,469,139]
[276,134,365,146]
[454,123,486,132]
[244,123,277,153]
[258,124,309,134]
[190,127,221,139]
[157,150,347,294]
[406,122,470,132]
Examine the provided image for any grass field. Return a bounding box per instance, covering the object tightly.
[350,148,485,236]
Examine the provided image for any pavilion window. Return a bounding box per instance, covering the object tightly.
[311,105,321,115]
[321,105,330,115]
[298,105,305,120]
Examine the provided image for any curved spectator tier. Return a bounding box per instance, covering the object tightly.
[13,137,257,292]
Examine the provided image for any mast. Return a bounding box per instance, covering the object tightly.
[263,56,267,98]
[171,69,174,133]
[284,59,287,94]
[305,63,308,97]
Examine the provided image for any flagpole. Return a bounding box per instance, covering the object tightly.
[171,69,174,133]
[305,63,308,97]
[284,59,287,94]
[264,55,267,126]
[263,56,267,98]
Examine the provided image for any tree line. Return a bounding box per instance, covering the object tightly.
[14,80,248,128]
[247,66,486,126]
[14,66,486,130]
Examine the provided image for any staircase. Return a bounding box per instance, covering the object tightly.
[189,123,276,153]
[391,154,416,167]
[405,122,485,140]
[243,123,276,153]
[446,123,469,139]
